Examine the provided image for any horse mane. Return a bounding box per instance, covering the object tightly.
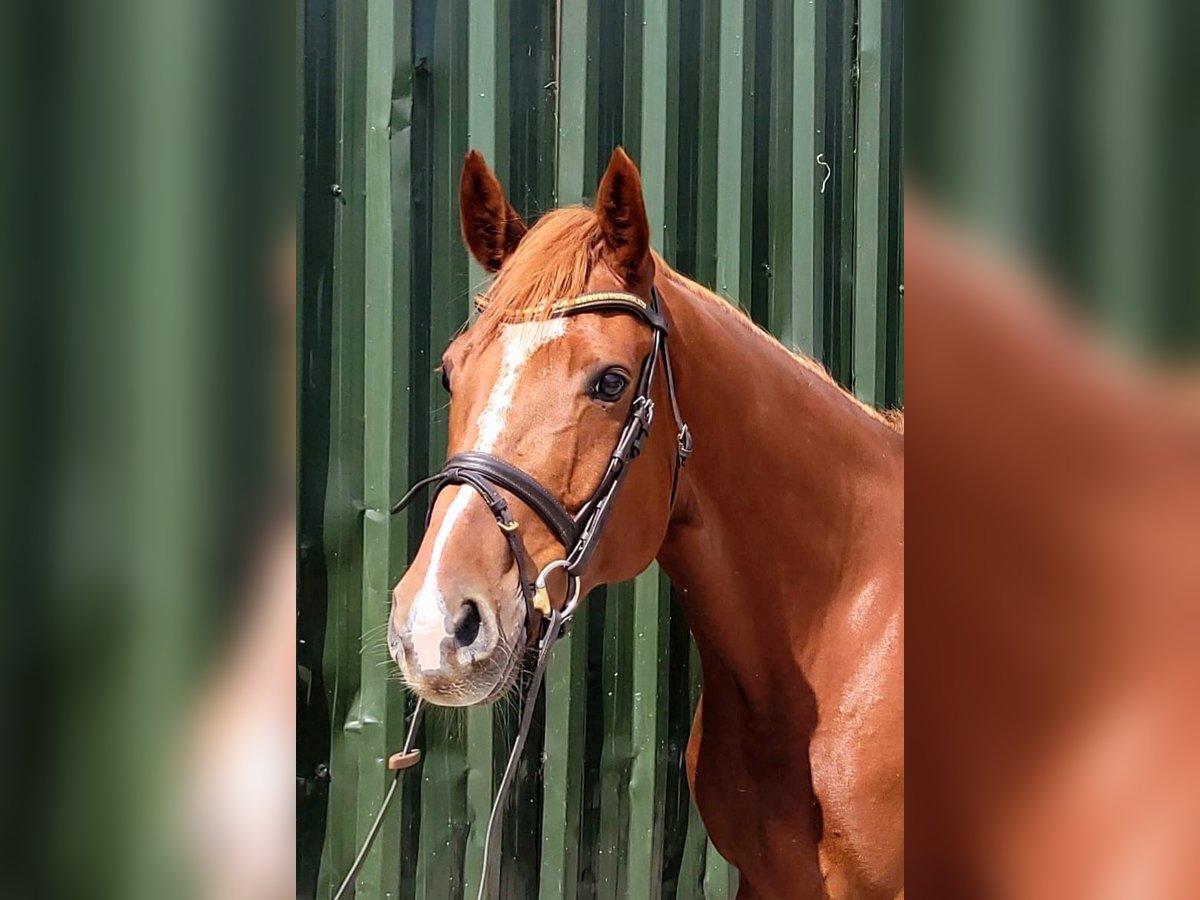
[470,206,903,433]
[659,265,904,433]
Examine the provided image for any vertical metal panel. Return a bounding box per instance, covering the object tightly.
[463,5,502,897]
[298,0,337,888]
[315,0,368,892]
[790,0,822,358]
[354,0,409,895]
[592,583,635,895]
[765,0,795,342]
[305,1,903,897]
[413,2,473,898]
[853,0,886,407]
[626,0,673,896]
[392,3,422,895]
[538,3,592,897]
[852,0,903,410]
[715,0,749,304]
[697,3,747,894]
[877,0,904,411]
[496,7,558,893]
[816,0,859,386]
[671,639,707,898]
[692,0,722,288]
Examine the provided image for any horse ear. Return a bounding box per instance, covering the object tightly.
[459,150,527,272]
[595,147,651,280]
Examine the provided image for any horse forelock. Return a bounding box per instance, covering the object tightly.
[470,207,604,345]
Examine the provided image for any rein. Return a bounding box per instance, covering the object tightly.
[332,287,691,899]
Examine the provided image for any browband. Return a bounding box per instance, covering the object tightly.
[474,290,669,332]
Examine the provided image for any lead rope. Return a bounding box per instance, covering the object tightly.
[331,699,425,900]
[476,603,569,899]
[331,582,581,900]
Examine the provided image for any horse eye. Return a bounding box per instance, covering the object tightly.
[592,370,628,402]
[440,369,451,394]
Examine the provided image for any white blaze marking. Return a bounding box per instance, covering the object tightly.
[477,319,567,448]
[407,320,568,671]
[408,488,470,671]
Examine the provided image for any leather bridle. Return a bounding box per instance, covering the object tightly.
[387,286,691,646]
[332,286,691,900]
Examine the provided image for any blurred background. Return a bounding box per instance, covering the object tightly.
[907,0,1200,895]
[908,0,1200,356]
[0,0,292,897]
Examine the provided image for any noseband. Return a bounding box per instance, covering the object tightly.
[388,286,692,646]
[333,286,691,900]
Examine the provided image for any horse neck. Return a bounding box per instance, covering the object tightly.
[655,274,902,710]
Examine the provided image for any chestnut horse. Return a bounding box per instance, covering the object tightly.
[389,148,904,899]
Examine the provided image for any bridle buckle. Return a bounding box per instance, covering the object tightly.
[677,424,693,464]
[532,559,582,641]
[632,396,655,426]
[628,397,655,459]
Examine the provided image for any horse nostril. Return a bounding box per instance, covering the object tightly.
[453,600,482,649]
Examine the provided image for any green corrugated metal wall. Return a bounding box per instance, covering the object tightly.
[298,0,902,897]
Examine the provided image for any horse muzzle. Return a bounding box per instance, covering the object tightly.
[389,581,523,707]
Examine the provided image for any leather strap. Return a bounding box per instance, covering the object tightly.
[390,465,543,646]
[475,289,669,333]
[442,451,578,548]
